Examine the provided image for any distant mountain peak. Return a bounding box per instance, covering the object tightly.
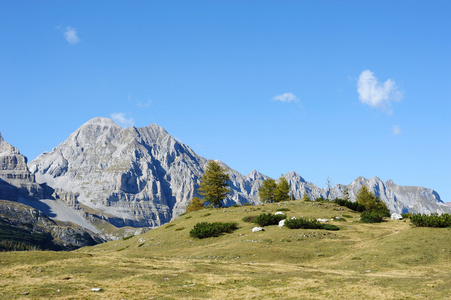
[284,171,306,183]
[84,117,119,126]
[246,170,266,181]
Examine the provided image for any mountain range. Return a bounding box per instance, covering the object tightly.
[1,117,449,240]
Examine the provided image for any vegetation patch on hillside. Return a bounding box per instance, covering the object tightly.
[189,222,239,239]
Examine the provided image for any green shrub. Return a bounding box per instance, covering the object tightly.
[254,213,286,227]
[321,224,340,231]
[409,213,451,228]
[189,222,239,239]
[242,216,257,223]
[332,217,347,222]
[122,235,134,240]
[334,198,365,212]
[315,197,329,202]
[276,208,290,212]
[285,218,323,229]
[360,210,386,223]
[401,212,413,219]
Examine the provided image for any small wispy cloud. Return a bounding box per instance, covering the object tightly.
[357,70,402,114]
[64,27,80,44]
[393,125,401,135]
[137,100,152,108]
[110,113,134,128]
[272,92,300,103]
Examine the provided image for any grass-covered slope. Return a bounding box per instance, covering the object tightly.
[0,199,450,299]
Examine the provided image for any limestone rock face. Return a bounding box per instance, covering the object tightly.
[0,132,44,199]
[29,118,209,227]
[26,117,449,234]
[341,177,450,215]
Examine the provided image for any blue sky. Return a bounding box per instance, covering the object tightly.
[1,1,450,202]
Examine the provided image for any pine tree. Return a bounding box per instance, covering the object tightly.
[275,176,290,202]
[259,179,277,203]
[186,197,205,212]
[356,185,389,214]
[198,161,231,208]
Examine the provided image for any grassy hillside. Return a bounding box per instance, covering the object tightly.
[1,199,450,299]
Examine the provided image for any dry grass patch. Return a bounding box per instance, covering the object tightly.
[1,200,450,299]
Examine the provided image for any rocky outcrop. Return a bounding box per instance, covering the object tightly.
[0,200,104,251]
[0,133,45,199]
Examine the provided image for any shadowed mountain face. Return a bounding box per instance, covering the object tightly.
[25,117,450,234]
[0,133,105,249]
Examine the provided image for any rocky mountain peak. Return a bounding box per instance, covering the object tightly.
[284,171,306,183]
[0,133,32,182]
[246,170,266,181]
[0,132,20,156]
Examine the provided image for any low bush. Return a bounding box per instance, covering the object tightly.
[242,216,257,223]
[285,218,340,231]
[334,198,365,212]
[409,213,451,228]
[360,210,386,223]
[321,224,340,231]
[401,212,413,219]
[315,197,329,203]
[189,222,239,239]
[254,213,286,227]
[285,218,323,230]
[276,208,290,212]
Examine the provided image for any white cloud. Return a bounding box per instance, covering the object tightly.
[64,27,80,44]
[110,113,134,128]
[393,125,401,135]
[272,92,300,103]
[357,70,402,114]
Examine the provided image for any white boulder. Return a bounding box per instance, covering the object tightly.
[278,219,286,227]
[391,213,403,220]
[252,227,265,232]
[275,212,285,215]
[317,218,328,222]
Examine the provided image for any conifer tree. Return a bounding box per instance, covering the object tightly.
[259,179,277,203]
[198,161,231,208]
[356,185,389,214]
[275,176,290,202]
[186,197,205,212]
